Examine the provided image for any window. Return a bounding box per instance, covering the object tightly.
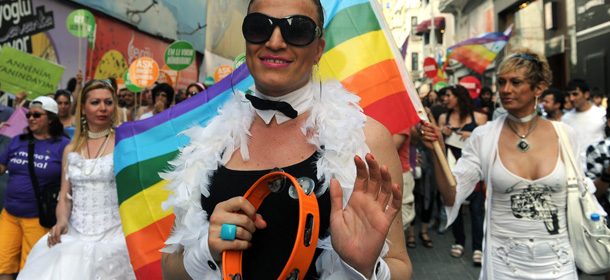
[412,52,419,71]
[411,16,418,35]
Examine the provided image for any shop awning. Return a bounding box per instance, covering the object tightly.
[416,17,445,35]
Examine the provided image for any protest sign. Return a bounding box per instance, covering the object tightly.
[128,57,159,88]
[123,70,142,92]
[213,65,232,82]
[0,47,65,100]
[0,107,29,138]
[66,9,95,38]
[164,41,195,71]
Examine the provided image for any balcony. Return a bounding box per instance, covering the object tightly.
[439,0,486,14]
[415,17,445,35]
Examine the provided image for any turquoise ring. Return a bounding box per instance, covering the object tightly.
[220,224,237,241]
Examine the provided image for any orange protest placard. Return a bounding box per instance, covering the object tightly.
[128,57,159,88]
[213,65,233,82]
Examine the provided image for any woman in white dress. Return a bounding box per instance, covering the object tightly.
[17,80,136,280]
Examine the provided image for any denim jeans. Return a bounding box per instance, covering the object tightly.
[452,186,485,251]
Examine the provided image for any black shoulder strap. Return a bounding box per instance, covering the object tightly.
[27,139,42,202]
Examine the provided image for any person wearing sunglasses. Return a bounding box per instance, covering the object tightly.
[17,80,136,280]
[0,96,70,280]
[161,0,411,279]
[186,82,205,99]
[421,49,606,278]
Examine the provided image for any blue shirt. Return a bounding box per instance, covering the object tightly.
[0,135,70,217]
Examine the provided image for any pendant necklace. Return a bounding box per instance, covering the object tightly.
[82,134,110,176]
[506,116,539,152]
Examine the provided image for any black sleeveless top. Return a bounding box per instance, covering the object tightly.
[202,151,331,279]
[445,110,478,159]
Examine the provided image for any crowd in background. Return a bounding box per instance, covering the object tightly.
[406,71,610,278]
[0,45,609,279]
[0,73,216,280]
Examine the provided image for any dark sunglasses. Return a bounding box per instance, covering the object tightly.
[188,91,199,96]
[26,112,46,119]
[242,13,322,46]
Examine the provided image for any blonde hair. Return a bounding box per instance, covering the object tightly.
[498,48,552,89]
[70,80,121,153]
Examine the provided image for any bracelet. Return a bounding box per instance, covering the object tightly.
[600,171,610,183]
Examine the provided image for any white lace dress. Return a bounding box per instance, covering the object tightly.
[17,153,136,280]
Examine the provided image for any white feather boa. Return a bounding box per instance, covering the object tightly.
[160,80,389,278]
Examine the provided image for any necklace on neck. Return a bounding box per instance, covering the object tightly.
[82,135,110,176]
[88,129,110,139]
[506,111,537,123]
[506,116,539,152]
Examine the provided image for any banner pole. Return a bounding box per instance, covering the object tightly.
[88,47,93,80]
[78,38,82,72]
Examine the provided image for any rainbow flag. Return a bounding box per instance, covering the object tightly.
[441,24,513,74]
[115,1,423,278]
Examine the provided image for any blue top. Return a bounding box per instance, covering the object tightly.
[0,135,70,217]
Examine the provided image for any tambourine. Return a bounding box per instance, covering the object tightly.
[222,171,320,280]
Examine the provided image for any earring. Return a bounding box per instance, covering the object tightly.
[535,96,543,114]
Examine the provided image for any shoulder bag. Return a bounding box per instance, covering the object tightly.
[554,121,610,274]
[27,139,61,228]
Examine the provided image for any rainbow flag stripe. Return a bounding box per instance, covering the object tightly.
[115,67,253,279]
[115,1,422,278]
[320,0,423,133]
[441,25,513,74]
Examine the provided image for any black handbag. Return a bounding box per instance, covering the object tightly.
[27,139,61,228]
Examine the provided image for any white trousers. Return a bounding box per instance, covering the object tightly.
[488,235,577,279]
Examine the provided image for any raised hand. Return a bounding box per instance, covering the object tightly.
[207,197,267,262]
[75,70,83,84]
[330,153,402,278]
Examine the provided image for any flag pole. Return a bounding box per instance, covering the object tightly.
[370,0,456,187]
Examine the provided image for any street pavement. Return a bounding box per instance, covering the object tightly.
[406,208,606,280]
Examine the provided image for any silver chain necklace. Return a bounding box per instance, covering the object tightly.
[506,116,539,152]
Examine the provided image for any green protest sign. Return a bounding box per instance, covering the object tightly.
[164,41,195,71]
[88,24,97,50]
[433,82,448,92]
[124,70,142,92]
[66,9,96,38]
[0,47,65,100]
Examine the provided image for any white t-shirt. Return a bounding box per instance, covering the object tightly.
[138,111,153,120]
[561,105,606,167]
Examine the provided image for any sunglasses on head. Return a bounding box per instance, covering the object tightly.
[84,79,115,91]
[507,53,542,66]
[242,13,322,47]
[26,112,46,119]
